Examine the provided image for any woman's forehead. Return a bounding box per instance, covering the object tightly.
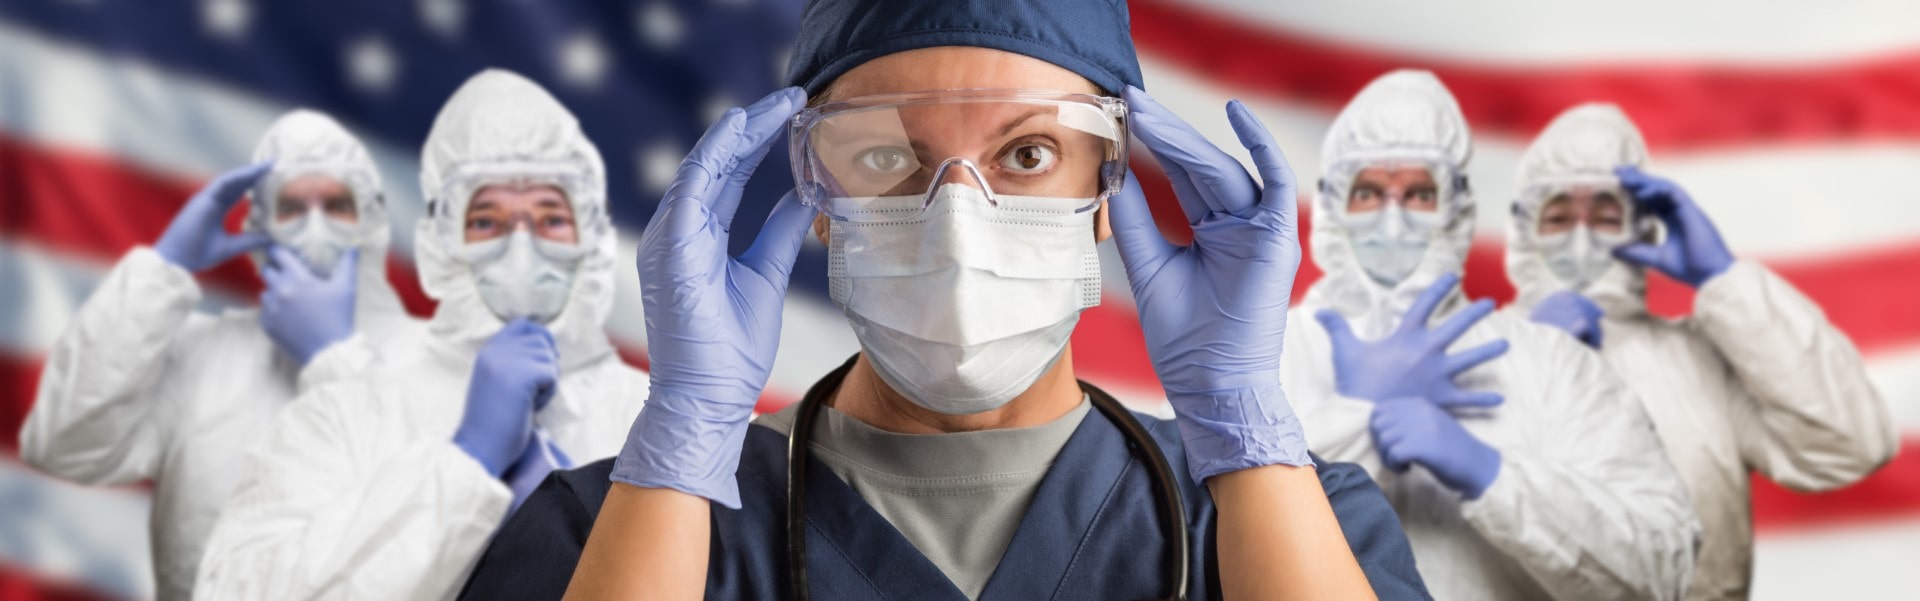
[825,47,1100,101]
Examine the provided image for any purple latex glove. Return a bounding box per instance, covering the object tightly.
[453,319,557,477]
[1317,273,1510,407]
[1371,397,1503,499]
[1107,87,1311,481]
[155,162,275,272]
[1613,166,1734,288]
[1529,290,1604,349]
[610,88,816,509]
[259,246,358,366]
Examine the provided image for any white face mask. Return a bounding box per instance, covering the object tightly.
[828,183,1102,415]
[267,204,357,278]
[1340,203,1443,287]
[465,228,582,324]
[1537,223,1631,291]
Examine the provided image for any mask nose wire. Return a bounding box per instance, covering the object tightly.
[923,158,997,208]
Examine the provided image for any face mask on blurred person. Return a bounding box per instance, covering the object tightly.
[268,205,357,277]
[1342,203,1442,287]
[466,228,582,324]
[1537,223,1630,291]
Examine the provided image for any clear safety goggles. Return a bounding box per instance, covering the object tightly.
[1318,156,1469,218]
[259,162,380,223]
[790,89,1128,224]
[427,160,606,253]
[1517,173,1650,239]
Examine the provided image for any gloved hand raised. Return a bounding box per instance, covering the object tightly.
[1106,87,1310,481]
[1529,290,1603,349]
[1370,397,1503,499]
[610,87,815,509]
[259,246,358,366]
[454,318,558,477]
[1613,166,1734,288]
[1316,273,1510,407]
[155,162,275,272]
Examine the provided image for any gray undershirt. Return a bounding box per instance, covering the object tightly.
[757,397,1092,600]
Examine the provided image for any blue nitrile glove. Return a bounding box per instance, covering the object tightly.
[1529,289,1604,349]
[1107,87,1311,481]
[259,246,357,366]
[454,318,558,477]
[1613,166,1734,288]
[610,87,816,509]
[1316,273,1510,407]
[1370,397,1503,499]
[155,162,275,272]
[503,430,573,513]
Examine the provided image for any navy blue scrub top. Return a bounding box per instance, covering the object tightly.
[459,363,1431,600]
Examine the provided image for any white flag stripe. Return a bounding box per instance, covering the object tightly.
[1177,0,1920,65]
[1749,515,1920,601]
[0,457,153,600]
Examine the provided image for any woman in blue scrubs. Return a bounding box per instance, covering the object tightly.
[461,0,1429,599]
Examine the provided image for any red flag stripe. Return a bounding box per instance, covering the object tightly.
[0,561,119,601]
[1129,0,1920,152]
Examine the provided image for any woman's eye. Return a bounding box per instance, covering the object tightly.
[856,147,914,173]
[1000,144,1057,173]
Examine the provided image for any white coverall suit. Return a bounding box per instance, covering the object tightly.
[20,110,419,601]
[1281,70,1702,600]
[193,70,649,600]
[1504,103,1897,601]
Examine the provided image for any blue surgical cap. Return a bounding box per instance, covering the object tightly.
[785,0,1144,96]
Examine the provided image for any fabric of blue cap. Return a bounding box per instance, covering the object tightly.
[786,0,1144,96]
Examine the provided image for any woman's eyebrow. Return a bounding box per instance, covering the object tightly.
[996,108,1052,137]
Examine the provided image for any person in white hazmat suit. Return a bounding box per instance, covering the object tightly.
[193,69,648,600]
[20,109,418,601]
[1505,103,1897,601]
[1279,70,1701,600]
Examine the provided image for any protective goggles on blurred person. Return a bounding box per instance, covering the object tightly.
[426,160,607,253]
[789,90,1128,222]
[1319,157,1469,216]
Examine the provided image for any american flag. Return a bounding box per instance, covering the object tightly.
[1,1,1914,599]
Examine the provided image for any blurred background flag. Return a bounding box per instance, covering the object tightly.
[0,1,1915,599]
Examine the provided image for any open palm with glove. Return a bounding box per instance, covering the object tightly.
[1318,273,1510,499]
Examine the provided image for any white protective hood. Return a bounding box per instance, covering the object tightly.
[1303,70,1476,337]
[247,109,407,324]
[416,69,617,370]
[1505,103,1652,317]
